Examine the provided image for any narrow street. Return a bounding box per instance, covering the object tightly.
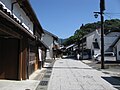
[36,58,119,90]
[0,58,120,90]
[0,0,120,90]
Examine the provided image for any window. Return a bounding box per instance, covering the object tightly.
[104,53,113,56]
[119,51,120,55]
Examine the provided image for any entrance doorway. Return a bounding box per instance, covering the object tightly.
[0,38,19,80]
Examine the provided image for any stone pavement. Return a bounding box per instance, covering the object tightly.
[0,59,54,90]
[0,58,120,90]
[47,59,118,90]
[0,80,39,90]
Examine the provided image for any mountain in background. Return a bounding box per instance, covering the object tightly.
[58,38,67,45]
[62,19,120,46]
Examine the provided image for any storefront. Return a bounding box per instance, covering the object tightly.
[0,5,35,80]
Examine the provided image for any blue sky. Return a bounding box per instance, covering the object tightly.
[30,0,120,39]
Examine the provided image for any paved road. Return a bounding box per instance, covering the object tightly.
[47,59,118,90]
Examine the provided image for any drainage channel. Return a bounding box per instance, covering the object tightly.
[36,61,55,90]
[36,69,52,90]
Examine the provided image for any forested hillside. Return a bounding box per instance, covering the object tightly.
[63,19,120,46]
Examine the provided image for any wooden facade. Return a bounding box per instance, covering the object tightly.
[0,38,19,80]
[0,0,44,80]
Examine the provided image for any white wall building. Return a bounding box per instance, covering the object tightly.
[91,30,120,61]
[83,30,96,49]
[93,30,120,50]
[79,29,120,60]
[79,30,96,59]
[41,30,58,60]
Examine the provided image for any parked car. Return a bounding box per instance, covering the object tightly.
[93,52,116,61]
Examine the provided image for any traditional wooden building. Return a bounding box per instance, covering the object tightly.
[0,0,44,80]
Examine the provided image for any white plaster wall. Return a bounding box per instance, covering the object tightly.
[0,0,11,10]
[93,31,101,49]
[116,40,120,60]
[42,34,54,59]
[42,34,53,47]
[87,34,95,49]
[0,0,34,34]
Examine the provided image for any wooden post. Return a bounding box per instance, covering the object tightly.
[19,39,22,80]
[19,38,28,80]
[35,47,38,70]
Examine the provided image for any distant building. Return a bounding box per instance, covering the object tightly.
[79,30,97,59]
[110,36,120,61]
[78,29,120,60]
[41,30,59,60]
[92,29,120,54]
[65,44,76,57]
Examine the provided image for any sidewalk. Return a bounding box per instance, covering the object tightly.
[47,59,118,90]
[0,80,39,90]
[0,59,54,90]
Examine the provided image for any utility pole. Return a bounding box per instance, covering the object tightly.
[94,0,105,69]
[100,0,105,69]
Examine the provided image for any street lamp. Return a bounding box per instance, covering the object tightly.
[94,12,99,18]
[94,0,105,69]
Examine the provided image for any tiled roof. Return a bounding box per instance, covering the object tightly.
[43,29,58,40]
[0,3,35,39]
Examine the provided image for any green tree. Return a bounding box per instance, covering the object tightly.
[63,19,120,46]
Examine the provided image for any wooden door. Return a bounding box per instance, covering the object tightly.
[0,38,19,80]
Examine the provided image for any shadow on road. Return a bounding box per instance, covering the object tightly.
[102,76,120,89]
[102,76,120,85]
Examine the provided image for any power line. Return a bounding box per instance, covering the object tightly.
[104,12,120,19]
[105,12,120,15]
[104,14,112,19]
